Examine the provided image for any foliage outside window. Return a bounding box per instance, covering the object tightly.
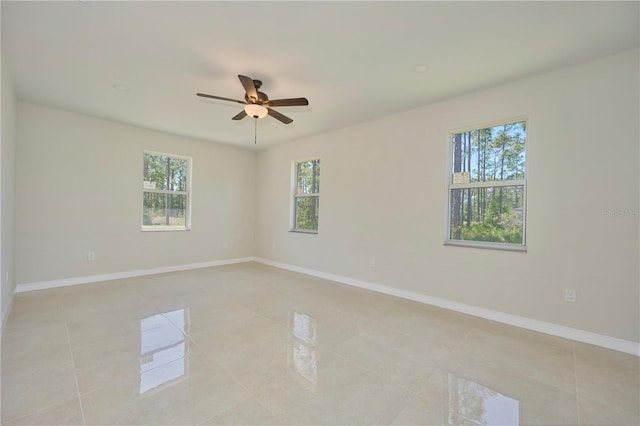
[142,152,191,231]
[292,159,320,233]
[447,120,526,248]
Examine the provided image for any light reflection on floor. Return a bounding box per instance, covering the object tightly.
[290,311,318,386]
[139,309,188,394]
[447,373,520,425]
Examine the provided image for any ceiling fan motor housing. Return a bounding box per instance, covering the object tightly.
[245,90,269,105]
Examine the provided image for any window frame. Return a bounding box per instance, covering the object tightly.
[142,151,192,232]
[444,117,528,251]
[290,157,320,234]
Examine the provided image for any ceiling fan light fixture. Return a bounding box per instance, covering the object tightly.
[244,103,268,119]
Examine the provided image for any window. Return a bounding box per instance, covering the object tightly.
[142,152,191,231]
[446,120,527,249]
[291,159,320,233]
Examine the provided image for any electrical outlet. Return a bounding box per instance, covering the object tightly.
[564,289,576,303]
[223,242,228,249]
[369,258,376,268]
[87,251,96,261]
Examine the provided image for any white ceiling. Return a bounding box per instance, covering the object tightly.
[3,1,638,149]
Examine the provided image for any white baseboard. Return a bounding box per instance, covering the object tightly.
[15,257,255,293]
[1,290,16,336]
[253,257,640,356]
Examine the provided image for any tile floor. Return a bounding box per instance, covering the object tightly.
[1,262,638,425]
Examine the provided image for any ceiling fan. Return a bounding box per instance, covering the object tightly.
[197,75,309,124]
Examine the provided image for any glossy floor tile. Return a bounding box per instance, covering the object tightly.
[1,262,638,425]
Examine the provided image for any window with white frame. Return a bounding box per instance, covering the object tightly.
[446,119,527,249]
[142,152,191,231]
[291,159,320,233]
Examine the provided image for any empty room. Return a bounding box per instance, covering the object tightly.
[1,1,638,425]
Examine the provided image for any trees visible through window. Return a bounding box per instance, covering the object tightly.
[448,120,526,247]
[292,159,320,232]
[142,152,191,230]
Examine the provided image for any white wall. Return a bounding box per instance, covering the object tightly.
[15,103,255,284]
[255,49,640,343]
[1,48,18,329]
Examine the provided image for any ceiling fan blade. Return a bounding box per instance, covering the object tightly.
[264,97,309,107]
[232,110,247,120]
[267,108,293,124]
[238,75,258,101]
[197,93,246,105]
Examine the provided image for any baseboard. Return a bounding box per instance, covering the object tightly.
[15,257,255,293]
[1,290,16,336]
[253,257,640,356]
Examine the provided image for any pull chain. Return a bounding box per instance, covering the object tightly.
[254,117,258,144]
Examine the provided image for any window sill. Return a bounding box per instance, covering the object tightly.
[444,240,527,252]
[142,227,190,232]
[289,229,318,235]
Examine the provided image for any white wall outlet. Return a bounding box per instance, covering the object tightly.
[271,242,276,250]
[564,289,576,303]
[223,242,228,249]
[87,251,96,261]
[369,258,376,268]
